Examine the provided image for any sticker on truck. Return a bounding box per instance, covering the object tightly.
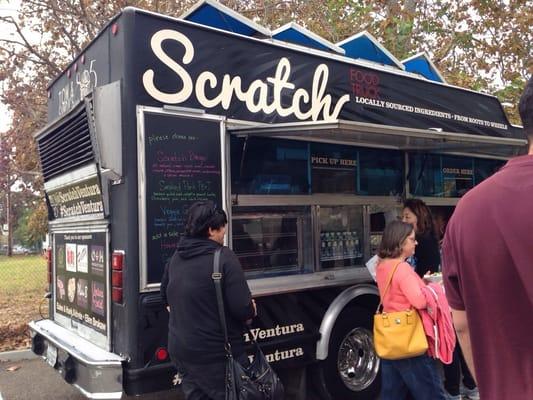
[54,231,108,336]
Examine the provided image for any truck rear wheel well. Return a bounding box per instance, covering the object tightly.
[316,283,379,361]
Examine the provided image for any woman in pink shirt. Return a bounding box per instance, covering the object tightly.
[375,220,445,400]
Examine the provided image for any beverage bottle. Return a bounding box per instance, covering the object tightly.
[353,231,360,257]
[343,235,349,258]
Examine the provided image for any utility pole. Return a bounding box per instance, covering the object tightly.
[0,133,13,256]
[6,190,12,257]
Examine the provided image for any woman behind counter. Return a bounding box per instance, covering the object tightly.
[402,198,441,278]
[161,201,256,400]
[376,220,446,400]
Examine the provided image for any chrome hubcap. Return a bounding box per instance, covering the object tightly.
[337,327,379,391]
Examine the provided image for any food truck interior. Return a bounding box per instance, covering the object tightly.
[227,120,520,287]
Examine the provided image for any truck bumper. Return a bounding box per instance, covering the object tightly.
[28,319,124,399]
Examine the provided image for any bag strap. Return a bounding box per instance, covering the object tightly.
[376,261,402,313]
[212,248,261,356]
[212,247,231,355]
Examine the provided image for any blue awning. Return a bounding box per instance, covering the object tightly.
[403,52,446,83]
[181,0,270,37]
[337,31,404,70]
[272,23,344,54]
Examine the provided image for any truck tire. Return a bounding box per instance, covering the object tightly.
[311,306,380,400]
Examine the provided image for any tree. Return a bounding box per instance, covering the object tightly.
[14,199,47,249]
[26,200,48,246]
[0,0,530,211]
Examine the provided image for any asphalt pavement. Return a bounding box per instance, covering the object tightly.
[0,352,323,400]
[0,357,182,400]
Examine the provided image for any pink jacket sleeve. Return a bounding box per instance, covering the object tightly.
[397,265,427,310]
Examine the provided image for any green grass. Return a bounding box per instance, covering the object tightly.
[0,255,49,351]
[0,255,48,295]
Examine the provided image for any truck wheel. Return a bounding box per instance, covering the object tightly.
[311,306,380,400]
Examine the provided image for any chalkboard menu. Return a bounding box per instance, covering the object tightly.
[142,112,222,284]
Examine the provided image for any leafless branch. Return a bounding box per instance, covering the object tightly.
[0,38,27,48]
[0,16,62,75]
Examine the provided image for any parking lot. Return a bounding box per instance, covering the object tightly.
[0,357,181,400]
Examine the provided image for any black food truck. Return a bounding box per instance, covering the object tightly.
[28,1,525,399]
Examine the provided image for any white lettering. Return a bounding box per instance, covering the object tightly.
[143,30,349,121]
[58,60,99,116]
[143,29,194,104]
[91,317,106,331]
[355,96,385,108]
[195,71,221,108]
[265,347,304,363]
[58,82,76,115]
[266,58,295,115]
[76,60,98,98]
[220,75,245,109]
[243,323,305,342]
[292,88,311,119]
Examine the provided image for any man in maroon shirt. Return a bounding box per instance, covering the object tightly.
[442,75,533,400]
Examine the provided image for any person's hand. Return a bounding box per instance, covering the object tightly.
[245,299,257,325]
[166,306,170,312]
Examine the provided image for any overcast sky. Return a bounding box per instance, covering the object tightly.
[0,1,19,133]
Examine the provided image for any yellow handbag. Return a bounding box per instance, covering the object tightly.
[373,262,429,360]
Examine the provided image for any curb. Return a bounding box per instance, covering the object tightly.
[0,349,37,362]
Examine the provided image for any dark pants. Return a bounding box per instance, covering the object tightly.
[177,360,226,400]
[443,343,476,396]
[172,354,249,400]
[381,354,446,400]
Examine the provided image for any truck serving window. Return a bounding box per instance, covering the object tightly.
[310,143,357,194]
[474,158,505,184]
[318,206,364,269]
[231,206,313,277]
[231,137,309,194]
[358,148,404,196]
[231,136,404,196]
[409,153,504,197]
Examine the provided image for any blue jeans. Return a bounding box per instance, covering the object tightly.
[381,354,446,400]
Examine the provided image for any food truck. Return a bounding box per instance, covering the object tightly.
[28,1,526,399]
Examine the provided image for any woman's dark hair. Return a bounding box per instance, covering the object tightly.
[378,220,414,259]
[403,198,435,236]
[185,201,227,238]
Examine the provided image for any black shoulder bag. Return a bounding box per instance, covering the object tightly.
[212,248,284,400]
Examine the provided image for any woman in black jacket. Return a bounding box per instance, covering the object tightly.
[401,198,440,278]
[161,201,256,400]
